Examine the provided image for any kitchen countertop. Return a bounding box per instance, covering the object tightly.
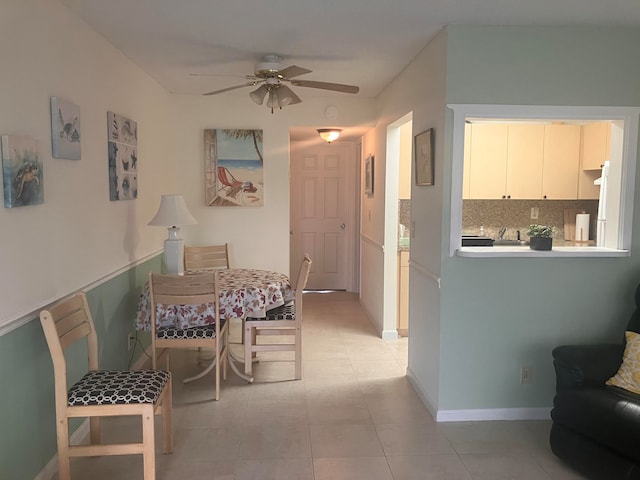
[458,244,628,258]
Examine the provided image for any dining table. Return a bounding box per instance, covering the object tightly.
[135,268,295,383]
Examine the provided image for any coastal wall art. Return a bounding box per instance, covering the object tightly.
[50,96,81,160]
[2,135,44,208]
[204,129,264,207]
[107,111,137,201]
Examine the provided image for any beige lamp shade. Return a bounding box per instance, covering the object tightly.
[148,194,197,275]
[148,194,197,227]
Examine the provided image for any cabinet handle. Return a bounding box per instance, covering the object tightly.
[543,195,547,199]
[502,195,506,199]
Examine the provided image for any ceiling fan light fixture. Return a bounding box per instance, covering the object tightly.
[318,128,342,143]
[266,89,276,108]
[274,85,295,107]
[249,84,269,105]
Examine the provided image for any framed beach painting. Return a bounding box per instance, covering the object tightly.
[50,96,81,160]
[204,129,264,207]
[107,111,138,201]
[2,135,44,208]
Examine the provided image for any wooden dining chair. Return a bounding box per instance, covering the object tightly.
[184,243,230,271]
[244,254,312,380]
[148,271,229,400]
[39,292,172,480]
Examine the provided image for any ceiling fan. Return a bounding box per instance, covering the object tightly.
[194,54,360,113]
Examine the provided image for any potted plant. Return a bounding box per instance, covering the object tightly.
[527,224,555,251]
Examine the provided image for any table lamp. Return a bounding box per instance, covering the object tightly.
[148,194,197,275]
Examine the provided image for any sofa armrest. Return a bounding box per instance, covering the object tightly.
[552,344,624,392]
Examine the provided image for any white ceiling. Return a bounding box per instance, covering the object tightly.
[59,0,640,103]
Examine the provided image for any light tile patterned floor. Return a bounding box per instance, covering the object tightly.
[61,291,586,480]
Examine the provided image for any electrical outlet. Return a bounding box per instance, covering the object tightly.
[127,332,136,351]
[520,366,533,384]
[530,207,539,220]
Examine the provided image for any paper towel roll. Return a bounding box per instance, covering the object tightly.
[575,213,590,242]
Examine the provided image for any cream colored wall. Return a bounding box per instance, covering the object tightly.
[0,0,173,330]
[167,95,374,274]
[0,0,376,332]
[359,29,448,412]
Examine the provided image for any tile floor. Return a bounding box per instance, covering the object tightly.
[64,291,586,480]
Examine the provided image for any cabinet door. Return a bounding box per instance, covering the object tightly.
[542,124,580,199]
[468,124,508,199]
[506,124,544,199]
[581,121,611,170]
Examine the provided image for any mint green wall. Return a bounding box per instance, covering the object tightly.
[0,256,160,480]
[438,26,640,411]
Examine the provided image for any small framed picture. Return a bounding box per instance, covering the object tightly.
[414,128,434,186]
[365,154,374,196]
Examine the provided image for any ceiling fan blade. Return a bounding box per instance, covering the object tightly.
[278,65,312,79]
[203,82,257,96]
[290,79,359,94]
[190,73,259,80]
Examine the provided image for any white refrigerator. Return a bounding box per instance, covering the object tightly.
[594,161,610,247]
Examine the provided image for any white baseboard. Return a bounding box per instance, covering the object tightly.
[35,419,89,480]
[382,329,399,340]
[406,366,552,423]
[436,407,552,422]
[406,366,439,419]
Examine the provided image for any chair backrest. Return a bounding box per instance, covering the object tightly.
[184,244,230,271]
[295,254,312,306]
[148,271,219,335]
[40,292,98,406]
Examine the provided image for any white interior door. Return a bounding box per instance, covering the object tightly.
[290,141,356,290]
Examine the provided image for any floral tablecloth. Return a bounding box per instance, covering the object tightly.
[135,268,294,331]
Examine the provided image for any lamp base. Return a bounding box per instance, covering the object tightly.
[164,227,184,275]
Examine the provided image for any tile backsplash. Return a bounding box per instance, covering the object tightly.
[463,199,598,241]
[399,200,411,233]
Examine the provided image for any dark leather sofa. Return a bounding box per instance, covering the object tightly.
[550,283,640,479]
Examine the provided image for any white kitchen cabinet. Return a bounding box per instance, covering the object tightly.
[506,124,545,199]
[465,123,588,200]
[542,124,581,199]
[581,121,611,171]
[397,250,409,337]
[467,123,508,199]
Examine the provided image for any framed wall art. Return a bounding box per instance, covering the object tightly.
[365,154,374,196]
[2,135,44,208]
[204,129,264,207]
[107,111,138,201]
[50,96,81,160]
[414,128,434,186]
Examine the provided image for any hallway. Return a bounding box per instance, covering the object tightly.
[63,291,584,479]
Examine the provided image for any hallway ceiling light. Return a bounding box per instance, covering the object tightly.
[317,128,342,143]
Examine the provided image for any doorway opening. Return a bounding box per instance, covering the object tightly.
[383,112,413,339]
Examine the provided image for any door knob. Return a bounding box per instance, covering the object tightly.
[340,223,346,229]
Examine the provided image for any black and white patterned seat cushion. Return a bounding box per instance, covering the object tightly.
[247,302,296,321]
[67,370,170,406]
[156,324,220,339]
